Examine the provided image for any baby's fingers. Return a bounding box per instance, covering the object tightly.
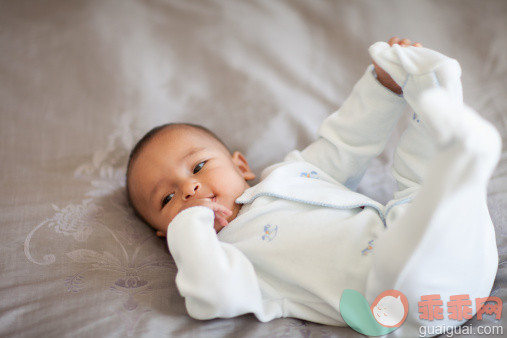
[211,205,232,232]
[215,215,229,227]
[389,37,401,46]
[215,210,231,227]
[208,202,232,226]
[211,203,232,218]
[388,37,422,47]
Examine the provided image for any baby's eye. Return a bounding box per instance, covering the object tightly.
[193,161,206,174]
[162,193,174,207]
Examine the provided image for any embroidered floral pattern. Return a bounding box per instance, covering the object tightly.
[24,112,174,336]
[49,200,99,242]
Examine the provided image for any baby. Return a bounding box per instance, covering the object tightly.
[126,38,501,337]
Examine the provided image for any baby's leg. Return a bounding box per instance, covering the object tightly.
[366,89,501,337]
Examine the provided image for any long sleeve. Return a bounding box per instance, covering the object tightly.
[296,66,406,190]
[166,206,265,320]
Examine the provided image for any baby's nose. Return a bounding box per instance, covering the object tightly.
[183,181,200,200]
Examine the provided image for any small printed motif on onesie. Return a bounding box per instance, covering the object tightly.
[361,240,375,255]
[262,224,278,242]
[300,171,319,179]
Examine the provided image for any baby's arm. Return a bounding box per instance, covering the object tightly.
[296,40,409,189]
[166,206,265,320]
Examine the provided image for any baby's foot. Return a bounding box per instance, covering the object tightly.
[417,89,501,171]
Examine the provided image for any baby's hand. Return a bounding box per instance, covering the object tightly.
[373,37,422,94]
[182,199,233,233]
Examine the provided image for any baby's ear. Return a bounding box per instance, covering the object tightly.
[232,151,256,181]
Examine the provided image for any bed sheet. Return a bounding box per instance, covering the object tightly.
[1,0,506,337]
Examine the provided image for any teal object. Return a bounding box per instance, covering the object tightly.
[340,289,398,336]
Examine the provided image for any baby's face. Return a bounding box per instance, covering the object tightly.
[128,126,255,236]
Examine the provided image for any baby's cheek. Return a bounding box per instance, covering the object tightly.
[166,212,177,227]
[156,211,175,232]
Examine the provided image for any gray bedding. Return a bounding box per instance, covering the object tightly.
[1,0,506,337]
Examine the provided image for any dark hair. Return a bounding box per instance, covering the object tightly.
[125,123,229,225]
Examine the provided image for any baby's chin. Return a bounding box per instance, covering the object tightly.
[230,202,243,221]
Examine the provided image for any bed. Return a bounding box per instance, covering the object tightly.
[1,0,506,337]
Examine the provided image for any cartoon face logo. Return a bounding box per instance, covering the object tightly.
[371,290,409,328]
[340,289,408,336]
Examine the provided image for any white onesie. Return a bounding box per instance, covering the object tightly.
[166,43,501,337]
